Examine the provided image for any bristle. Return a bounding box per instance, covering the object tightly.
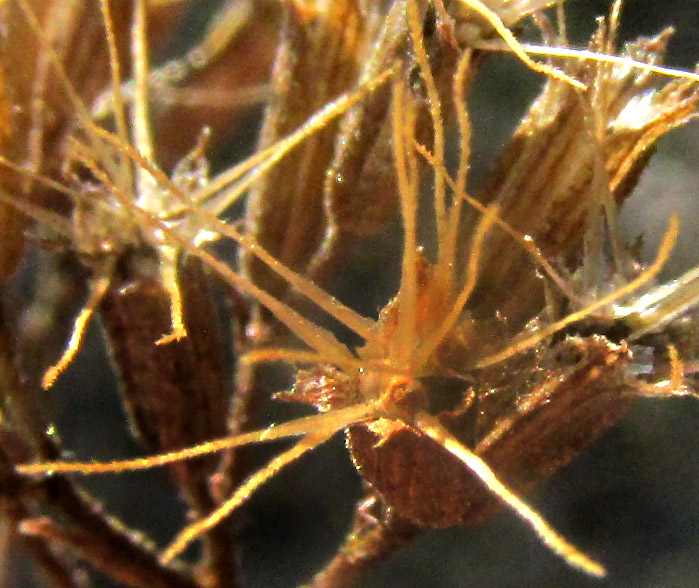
[154,247,188,345]
[42,275,112,389]
[479,41,699,84]
[454,0,586,89]
[76,127,377,346]
[98,0,133,190]
[161,431,335,563]
[16,0,121,181]
[17,402,377,476]
[441,50,473,288]
[189,67,396,217]
[414,204,499,369]
[407,0,447,252]
[474,214,680,369]
[413,412,606,578]
[131,0,154,165]
[392,78,419,367]
[414,141,579,303]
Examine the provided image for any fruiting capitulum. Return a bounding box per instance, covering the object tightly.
[5,1,699,587]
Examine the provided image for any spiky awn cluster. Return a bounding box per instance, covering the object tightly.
[7,0,699,585]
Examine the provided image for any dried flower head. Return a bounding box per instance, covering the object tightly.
[2,1,699,587]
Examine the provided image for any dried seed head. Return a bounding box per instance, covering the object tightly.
[9,1,699,585]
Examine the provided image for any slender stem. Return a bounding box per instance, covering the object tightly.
[306,492,420,588]
[0,305,198,588]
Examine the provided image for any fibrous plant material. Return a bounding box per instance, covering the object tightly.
[470,12,699,329]
[1,1,699,588]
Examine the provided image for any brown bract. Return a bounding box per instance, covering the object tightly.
[348,336,631,528]
[473,17,699,328]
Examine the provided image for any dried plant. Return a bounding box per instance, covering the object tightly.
[1,1,699,587]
